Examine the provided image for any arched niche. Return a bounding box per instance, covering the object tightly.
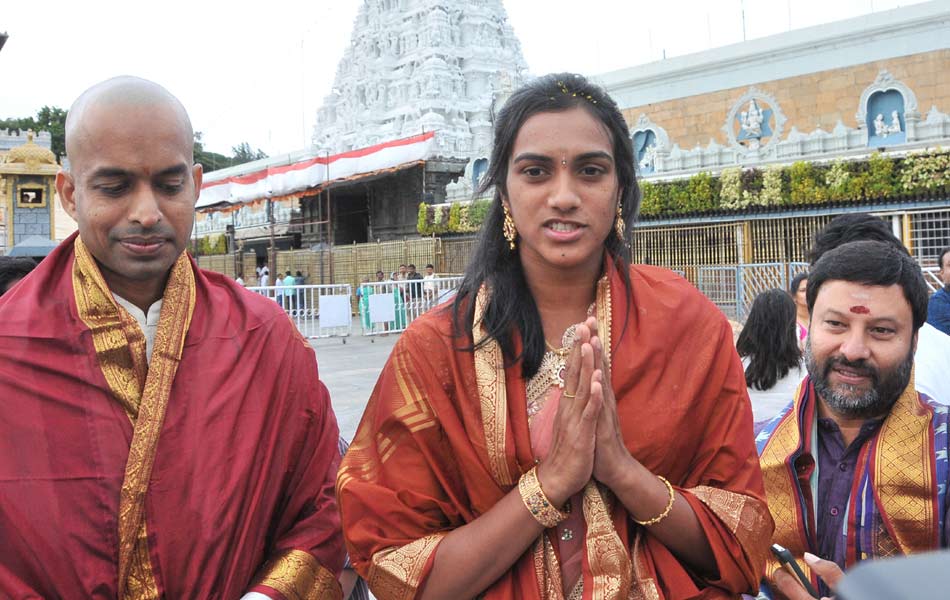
[630,114,669,175]
[856,70,919,146]
[472,157,489,187]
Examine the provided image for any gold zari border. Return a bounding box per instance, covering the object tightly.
[253,549,341,600]
[73,237,196,598]
[583,482,632,600]
[472,285,514,487]
[688,485,771,583]
[368,533,446,600]
[874,371,937,554]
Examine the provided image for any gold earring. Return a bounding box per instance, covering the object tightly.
[502,204,517,250]
[614,203,625,239]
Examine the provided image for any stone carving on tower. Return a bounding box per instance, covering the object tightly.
[312,0,528,161]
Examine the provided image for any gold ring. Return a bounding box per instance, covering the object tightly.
[562,391,577,399]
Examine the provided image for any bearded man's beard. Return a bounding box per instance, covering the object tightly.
[804,339,914,420]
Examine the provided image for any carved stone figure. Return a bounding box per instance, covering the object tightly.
[873,111,902,137]
[639,144,657,171]
[741,100,764,138]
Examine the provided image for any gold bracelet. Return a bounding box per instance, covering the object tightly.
[633,475,675,527]
[518,466,570,528]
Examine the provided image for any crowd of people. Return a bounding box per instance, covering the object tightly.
[0,73,948,600]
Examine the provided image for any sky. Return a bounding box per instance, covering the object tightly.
[1,0,926,158]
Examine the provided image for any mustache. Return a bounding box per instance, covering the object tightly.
[823,355,878,381]
[112,225,177,240]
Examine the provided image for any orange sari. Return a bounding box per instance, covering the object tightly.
[338,261,772,599]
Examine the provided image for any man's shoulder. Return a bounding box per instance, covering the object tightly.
[930,287,950,303]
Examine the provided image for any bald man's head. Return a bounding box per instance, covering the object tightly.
[56,76,202,309]
[65,76,194,173]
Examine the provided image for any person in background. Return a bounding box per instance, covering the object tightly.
[275,270,285,309]
[423,263,437,307]
[338,72,771,599]
[294,270,306,313]
[389,270,406,330]
[737,289,804,423]
[927,246,950,336]
[405,263,424,316]
[357,276,372,332]
[789,272,809,350]
[283,270,296,313]
[756,241,948,599]
[235,273,246,287]
[0,256,37,297]
[259,264,270,287]
[0,76,343,598]
[805,213,949,405]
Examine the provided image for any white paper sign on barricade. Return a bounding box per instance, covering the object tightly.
[368,294,396,323]
[319,295,351,328]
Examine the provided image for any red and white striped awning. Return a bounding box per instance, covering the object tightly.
[197,131,437,208]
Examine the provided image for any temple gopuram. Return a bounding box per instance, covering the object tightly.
[195,0,527,271]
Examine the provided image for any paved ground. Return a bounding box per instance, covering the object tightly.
[310,321,399,442]
[312,317,792,442]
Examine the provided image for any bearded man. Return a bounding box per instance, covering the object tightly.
[756,240,949,599]
[0,77,343,598]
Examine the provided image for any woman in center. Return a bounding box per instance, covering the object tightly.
[338,74,772,599]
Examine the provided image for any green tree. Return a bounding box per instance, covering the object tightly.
[192,134,269,172]
[193,132,232,172]
[231,142,268,164]
[0,105,68,161]
[35,106,67,161]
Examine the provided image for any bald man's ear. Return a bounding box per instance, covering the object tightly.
[56,170,79,221]
[191,163,203,208]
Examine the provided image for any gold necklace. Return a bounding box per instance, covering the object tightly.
[544,339,571,357]
[526,303,598,420]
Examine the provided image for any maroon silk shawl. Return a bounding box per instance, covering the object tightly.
[0,237,343,598]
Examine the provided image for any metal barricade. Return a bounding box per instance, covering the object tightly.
[699,261,809,322]
[923,266,942,293]
[247,284,353,339]
[698,266,740,321]
[355,276,463,336]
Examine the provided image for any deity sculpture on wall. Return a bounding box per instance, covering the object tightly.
[740,100,764,139]
[874,110,903,137]
[639,144,657,172]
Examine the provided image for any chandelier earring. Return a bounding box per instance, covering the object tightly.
[614,202,625,239]
[502,204,518,251]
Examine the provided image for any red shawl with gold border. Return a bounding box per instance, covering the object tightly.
[339,260,772,599]
[0,233,343,599]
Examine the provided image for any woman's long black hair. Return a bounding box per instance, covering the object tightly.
[736,288,802,391]
[450,73,640,379]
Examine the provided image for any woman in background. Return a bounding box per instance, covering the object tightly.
[789,272,809,350]
[736,288,804,423]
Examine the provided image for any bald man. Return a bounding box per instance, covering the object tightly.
[0,77,344,598]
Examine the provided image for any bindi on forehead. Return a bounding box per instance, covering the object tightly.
[850,305,871,314]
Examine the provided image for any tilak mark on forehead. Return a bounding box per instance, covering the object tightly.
[850,305,870,314]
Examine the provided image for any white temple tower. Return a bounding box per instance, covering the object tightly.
[312,0,528,159]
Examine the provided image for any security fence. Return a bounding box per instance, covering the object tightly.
[246,284,353,339]
[698,262,809,322]
[906,208,950,268]
[356,276,463,335]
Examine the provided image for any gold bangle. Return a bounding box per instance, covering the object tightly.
[633,475,675,527]
[518,466,570,528]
